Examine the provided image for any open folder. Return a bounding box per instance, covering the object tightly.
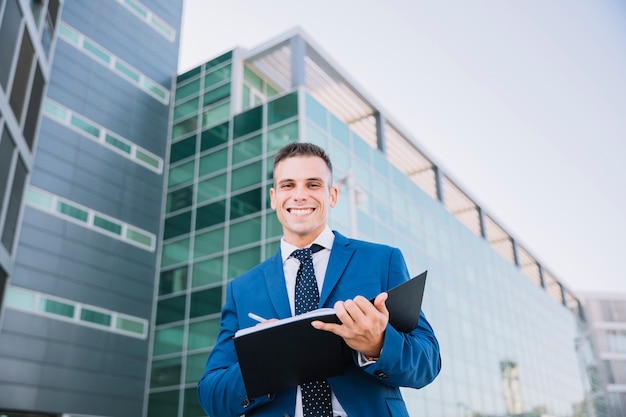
[233,270,428,398]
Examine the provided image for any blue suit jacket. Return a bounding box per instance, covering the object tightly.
[198,231,441,417]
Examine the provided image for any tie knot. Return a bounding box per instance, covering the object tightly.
[291,244,323,262]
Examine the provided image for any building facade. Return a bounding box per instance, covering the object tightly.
[580,292,626,416]
[151,29,604,417]
[0,1,182,416]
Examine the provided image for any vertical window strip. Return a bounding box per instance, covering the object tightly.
[4,286,148,339]
[25,186,156,252]
[115,0,176,42]
[41,98,163,173]
[57,21,170,104]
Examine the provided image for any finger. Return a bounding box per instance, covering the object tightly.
[373,292,389,313]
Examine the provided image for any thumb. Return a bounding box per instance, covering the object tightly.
[373,292,389,313]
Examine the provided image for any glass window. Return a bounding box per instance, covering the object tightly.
[244,66,263,91]
[175,78,200,102]
[170,135,196,164]
[153,325,184,356]
[205,52,232,70]
[183,387,205,416]
[267,121,297,152]
[330,114,349,147]
[197,174,227,204]
[93,215,122,235]
[9,29,34,122]
[196,201,226,230]
[192,257,223,288]
[188,319,220,350]
[231,161,262,191]
[232,134,262,165]
[172,116,198,141]
[230,187,262,220]
[266,213,282,239]
[39,298,75,318]
[189,287,222,318]
[142,78,168,101]
[5,286,36,310]
[194,228,224,259]
[200,121,229,152]
[159,266,188,295]
[147,390,179,417]
[0,0,22,90]
[135,149,160,169]
[228,247,261,279]
[160,238,190,267]
[229,217,261,249]
[126,228,153,247]
[173,96,199,121]
[163,210,192,239]
[166,186,193,213]
[177,66,201,84]
[205,64,231,89]
[25,187,53,210]
[0,127,15,212]
[268,92,297,125]
[233,106,263,139]
[201,101,229,128]
[150,357,181,388]
[305,121,327,149]
[58,21,80,45]
[199,148,227,177]
[23,64,45,148]
[156,295,186,325]
[80,308,112,326]
[56,201,88,222]
[42,98,67,121]
[353,136,371,163]
[82,39,111,64]
[70,114,100,138]
[115,60,140,82]
[204,83,230,106]
[105,133,131,154]
[168,160,195,188]
[116,316,145,335]
[305,94,327,130]
[186,353,210,384]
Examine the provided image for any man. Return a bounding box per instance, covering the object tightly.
[198,142,441,416]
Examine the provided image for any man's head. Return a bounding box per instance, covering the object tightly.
[270,142,338,247]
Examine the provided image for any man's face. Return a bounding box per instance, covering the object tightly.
[270,155,338,247]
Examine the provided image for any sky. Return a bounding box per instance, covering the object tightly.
[178,0,626,295]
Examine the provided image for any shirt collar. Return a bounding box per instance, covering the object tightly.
[280,226,335,263]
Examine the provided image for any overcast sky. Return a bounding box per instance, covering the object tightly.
[178,0,626,295]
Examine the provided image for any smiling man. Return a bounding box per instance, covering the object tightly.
[198,142,441,417]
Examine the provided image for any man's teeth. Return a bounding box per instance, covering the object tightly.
[290,209,312,216]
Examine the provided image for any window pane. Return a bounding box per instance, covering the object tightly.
[230,187,262,220]
[330,115,350,147]
[199,148,227,177]
[39,298,75,317]
[228,247,260,279]
[196,201,226,230]
[186,353,210,384]
[116,316,145,334]
[305,94,327,130]
[126,228,153,247]
[161,238,190,267]
[135,149,160,169]
[166,186,193,213]
[183,387,205,416]
[9,29,34,122]
[168,160,194,188]
[156,295,186,325]
[232,134,262,165]
[233,106,262,139]
[175,78,200,102]
[56,201,88,222]
[83,39,111,64]
[80,308,112,326]
[231,161,262,191]
[229,217,261,249]
[150,357,181,388]
[0,128,15,212]
[267,121,297,152]
[172,116,198,140]
[147,390,179,417]
[163,211,191,239]
[266,212,282,239]
[159,266,188,295]
[0,0,22,90]
[204,64,231,89]
[200,121,229,152]
[153,325,184,356]
[197,174,227,204]
[170,135,196,164]
[202,101,229,128]
[192,258,223,288]
[203,83,230,106]
[105,133,131,154]
[189,287,222,318]
[94,216,122,235]
[268,92,297,125]
[174,96,199,120]
[71,115,100,138]
[244,66,263,91]
[205,52,232,70]
[188,318,220,350]
[194,229,224,259]
[24,64,45,148]
[5,287,36,310]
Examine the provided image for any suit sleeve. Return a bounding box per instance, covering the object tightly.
[360,248,442,388]
[197,281,272,416]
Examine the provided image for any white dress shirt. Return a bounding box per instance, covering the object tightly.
[279,226,348,417]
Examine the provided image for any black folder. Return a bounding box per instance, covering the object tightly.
[233,270,428,398]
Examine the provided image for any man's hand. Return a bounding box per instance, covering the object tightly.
[312,292,389,358]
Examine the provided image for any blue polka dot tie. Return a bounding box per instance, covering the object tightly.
[292,245,333,417]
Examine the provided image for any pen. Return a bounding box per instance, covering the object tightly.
[248,312,268,323]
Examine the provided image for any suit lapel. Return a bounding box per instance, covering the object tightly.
[262,248,292,319]
[319,232,354,307]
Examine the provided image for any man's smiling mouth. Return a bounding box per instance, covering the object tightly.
[288,208,314,216]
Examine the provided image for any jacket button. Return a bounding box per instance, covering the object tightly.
[242,398,252,408]
[375,370,388,379]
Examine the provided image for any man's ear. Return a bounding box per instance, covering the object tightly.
[269,187,276,209]
[329,186,338,208]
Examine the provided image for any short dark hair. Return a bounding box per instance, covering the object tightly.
[273,142,333,177]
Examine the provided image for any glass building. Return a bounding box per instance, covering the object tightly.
[0,1,182,416]
[152,29,604,417]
